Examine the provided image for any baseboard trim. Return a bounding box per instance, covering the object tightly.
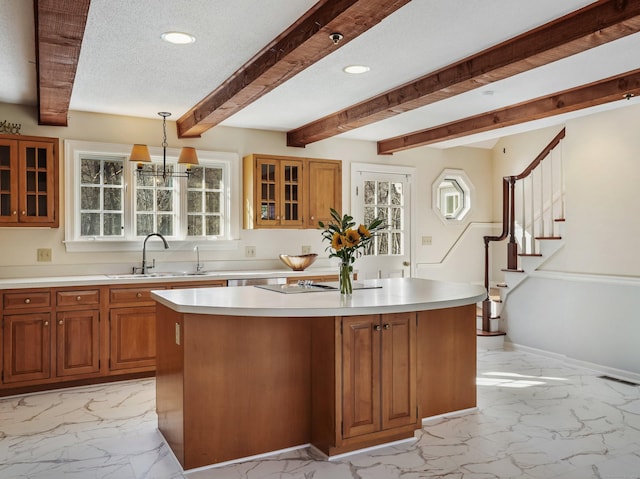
[504,341,640,385]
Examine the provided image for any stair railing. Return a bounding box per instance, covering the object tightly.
[481,128,566,331]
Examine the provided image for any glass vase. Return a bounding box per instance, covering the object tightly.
[339,260,353,295]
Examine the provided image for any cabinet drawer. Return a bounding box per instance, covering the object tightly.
[109,287,163,305]
[3,291,51,310]
[57,289,100,307]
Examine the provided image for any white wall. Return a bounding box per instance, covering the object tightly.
[0,103,493,280]
[492,103,640,376]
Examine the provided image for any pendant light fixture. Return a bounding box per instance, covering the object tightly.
[130,112,199,179]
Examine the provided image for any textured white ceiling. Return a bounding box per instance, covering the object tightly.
[2,0,639,148]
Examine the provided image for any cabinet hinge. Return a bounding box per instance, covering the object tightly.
[356,186,359,196]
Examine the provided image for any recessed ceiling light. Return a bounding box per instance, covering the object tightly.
[161,31,196,45]
[343,65,370,75]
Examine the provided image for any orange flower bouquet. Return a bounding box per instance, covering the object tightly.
[319,208,385,294]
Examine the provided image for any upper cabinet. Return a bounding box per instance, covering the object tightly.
[0,134,59,228]
[243,153,341,229]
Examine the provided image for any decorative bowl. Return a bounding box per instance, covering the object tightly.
[279,253,318,271]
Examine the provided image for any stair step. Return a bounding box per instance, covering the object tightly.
[501,268,524,273]
[489,295,502,302]
[518,253,542,257]
[535,236,562,240]
[496,283,508,288]
[477,329,506,337]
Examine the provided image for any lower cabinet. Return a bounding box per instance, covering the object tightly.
[56,309,100,377]
[109,307,156,370]
[312,312,418,456]
[2,312,51,383]
[342,313,417,440]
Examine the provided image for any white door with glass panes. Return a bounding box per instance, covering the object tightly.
[351,164,413,280]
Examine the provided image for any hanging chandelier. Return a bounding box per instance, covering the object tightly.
[129,112,198,179]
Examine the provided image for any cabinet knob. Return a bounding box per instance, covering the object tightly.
[24,298,31,304]
[59,320,63,325]
[136,292,142,298]
[76,296,82,301]
[311,216,314,220]
[12,210,17,216]
[383,323,390,330]
[373,324,381,331]
[21,210,26,215]
[44,321,49,326]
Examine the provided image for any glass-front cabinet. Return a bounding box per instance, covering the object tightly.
[0,134,59,227]
[243,153,341,229]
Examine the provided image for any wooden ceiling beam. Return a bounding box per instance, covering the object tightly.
[377,69,640,154]
[34,0,90,126]
[287,0,640,147]
[176,0,411,139]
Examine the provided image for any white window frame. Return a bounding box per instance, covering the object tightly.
[64,140,240,252]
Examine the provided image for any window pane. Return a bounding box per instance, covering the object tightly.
[206,216,220,236]
[104,161,123,185]
[378,181,389,204]
[364,181,376,205]
[187,167,203,189]
[205,168,222,189]
[81,187,100,210]
[103,213,123,236]
[104,188,121,211]
[81,159,101,184]
[188,215,202,236]
[391,183,402,205]
[157,215,173,236]
[137,214,153,236]
[188,191,202,213]
[205,192,220,213]
[157,190,173,212]
[81,213,100,235]
[137,190,153,211]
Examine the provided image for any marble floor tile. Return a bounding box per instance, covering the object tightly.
[1,351,639,479]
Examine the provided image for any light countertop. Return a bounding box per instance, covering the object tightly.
[0,268,337,290]
[151,277,486,317]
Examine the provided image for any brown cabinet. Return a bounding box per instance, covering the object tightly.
[306,159,341,228]
[311,312,418,456]
[0,134,59,227]
[1,287,102,385]
[2,312,51,383]
[55,288,101,378]
[341,313,417,440]
[243,153,341,229]
[108,286,162,372]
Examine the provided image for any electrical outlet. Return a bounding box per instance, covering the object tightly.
[37,248,52,262]
[301,245,312,254]
[245,246,256,258]
[422,236,432,246]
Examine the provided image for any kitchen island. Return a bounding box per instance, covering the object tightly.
[152,277,485,470]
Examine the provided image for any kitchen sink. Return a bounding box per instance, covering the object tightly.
[107,271,209,279]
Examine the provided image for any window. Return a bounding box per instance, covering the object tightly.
[363,179,404,255]
[64,140,238,252]
[432,169,473,223]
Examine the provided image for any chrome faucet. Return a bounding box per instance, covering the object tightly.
[195,246,204,273]
[138,233,169,274]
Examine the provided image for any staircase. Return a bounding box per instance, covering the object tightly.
[479,128,567,347]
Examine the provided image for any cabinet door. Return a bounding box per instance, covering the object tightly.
[56,310,100,377]
[109,307,156,370]
[0,138,18,223]
[307,160,341,228]
[380,312,417,430]
[3,313,51,383]
[279,159,303,226]
[341,315,381,439]
[18,140,56,225]
[255,158,279,226]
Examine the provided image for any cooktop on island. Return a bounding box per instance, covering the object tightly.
[255,281,381,294]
